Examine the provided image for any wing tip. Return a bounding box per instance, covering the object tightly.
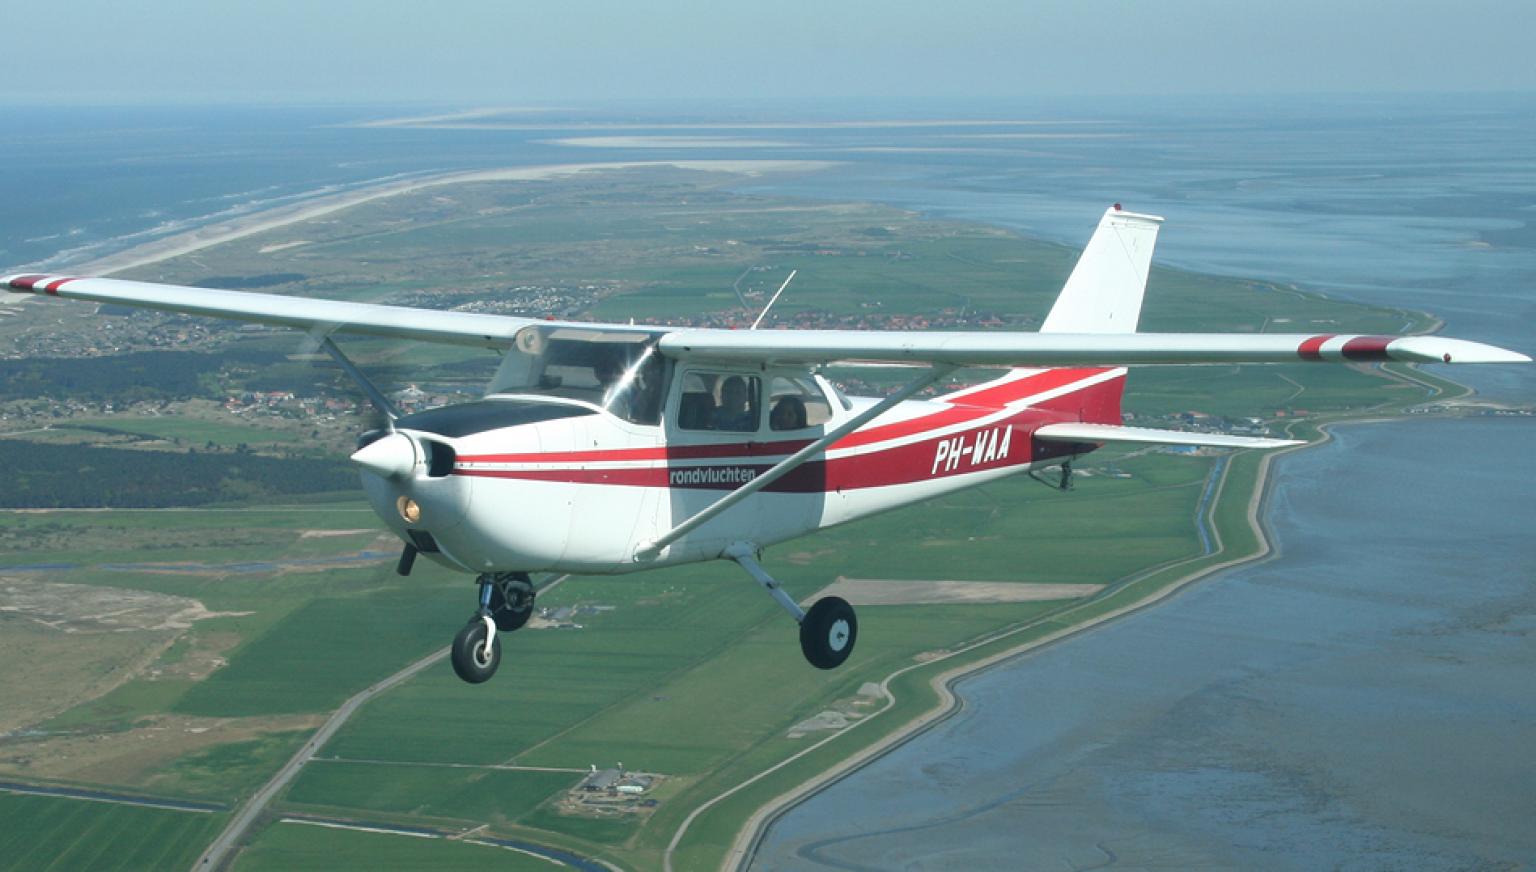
[1388,336,1531,364]
[1102,204,1165,224]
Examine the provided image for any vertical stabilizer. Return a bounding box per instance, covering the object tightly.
[1040,206,1163,334]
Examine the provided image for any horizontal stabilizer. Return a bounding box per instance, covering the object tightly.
[1033,422,1303,450]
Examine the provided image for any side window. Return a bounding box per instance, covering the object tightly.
[677,372,761,432]
[768,376,833,431]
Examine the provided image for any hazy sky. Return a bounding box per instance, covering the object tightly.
[5,0,1533,104]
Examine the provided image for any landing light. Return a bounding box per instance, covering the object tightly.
[398,496,422,524]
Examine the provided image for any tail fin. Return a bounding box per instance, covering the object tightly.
[1040,206,1163,334]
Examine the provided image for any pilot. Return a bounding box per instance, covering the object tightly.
[594,355,633,416]
[627,353,664,425]
[712,376,756,431]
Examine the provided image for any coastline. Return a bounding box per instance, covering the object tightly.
[691,438,1291,870]
[708,386,1480,871]
[11,155,1496,868]
[68,160,834,278]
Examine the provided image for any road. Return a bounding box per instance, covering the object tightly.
[192,573,569,871]
[191,646,447,870]
[674,454,1276,870]
[0,780,225,814]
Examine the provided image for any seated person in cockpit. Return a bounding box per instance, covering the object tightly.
[711,376,757,431]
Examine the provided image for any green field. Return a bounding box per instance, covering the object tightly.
[0,793,223,872]
[0,168,1459,871]
[232,821,558,872]
[285,765,579,824]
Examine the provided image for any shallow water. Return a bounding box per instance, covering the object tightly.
[753,418,1536,870]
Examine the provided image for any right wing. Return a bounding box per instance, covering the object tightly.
[5,273,534,349]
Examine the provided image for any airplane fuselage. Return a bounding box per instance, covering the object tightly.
[362,366,1124,575]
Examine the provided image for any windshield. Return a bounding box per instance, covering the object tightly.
[397,399,594,437]
[488,327,667,425]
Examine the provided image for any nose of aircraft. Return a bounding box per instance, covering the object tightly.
[350,432,418,479]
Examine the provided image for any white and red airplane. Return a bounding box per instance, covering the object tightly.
[6,207,1527,683]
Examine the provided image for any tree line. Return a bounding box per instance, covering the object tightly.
[0,440,358,507]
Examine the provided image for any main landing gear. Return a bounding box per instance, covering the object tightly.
[725,542,858,670]
[450,572,535,684]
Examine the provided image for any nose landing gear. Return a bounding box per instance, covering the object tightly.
[451,615,500,684]
[450,572,537,684]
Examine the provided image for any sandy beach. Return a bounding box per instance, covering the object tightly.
[73,159,833,278]
[546,136,798,149]
[348,117,1113,132]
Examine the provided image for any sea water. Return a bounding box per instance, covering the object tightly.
[752,417,1536,870]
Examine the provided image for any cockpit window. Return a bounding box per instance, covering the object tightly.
[487,327,666,426]
[396,400,592,438]
[677,371,761,432]
[769,375,833,430]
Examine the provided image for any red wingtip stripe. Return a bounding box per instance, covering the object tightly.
[1297,334,1334,361]
[43,276,78,295]
[8,274,49,291]
[1341,336,1394,361]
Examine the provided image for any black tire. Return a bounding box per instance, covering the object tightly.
[488,581,535,632]
[800,596,858,670]
[451,619,501,684]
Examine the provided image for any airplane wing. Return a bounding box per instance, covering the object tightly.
[656,328,1530,366]
[7,272,1528,366]
[1033,422,1302,449]
[4,273,537,349]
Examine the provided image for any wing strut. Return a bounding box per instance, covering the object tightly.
[750,269,797,330]
[320,336,401,430]
[636,363,957,560]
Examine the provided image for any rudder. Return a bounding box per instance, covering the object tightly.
[1040,206,1163,334]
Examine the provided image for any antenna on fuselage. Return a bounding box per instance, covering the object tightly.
[750,269,797,330]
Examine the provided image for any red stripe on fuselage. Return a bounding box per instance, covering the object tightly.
[43,277,78,294]
[456,369,1123,467]
[940,367,1110,408]
[456,406,1082,492]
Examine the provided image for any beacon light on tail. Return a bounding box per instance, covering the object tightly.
[7,206,1526,684]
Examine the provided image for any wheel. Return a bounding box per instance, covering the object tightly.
[451,618,501,684]
[489,579,535,632]
[799,596,857,670]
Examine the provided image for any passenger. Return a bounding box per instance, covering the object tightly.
[770,396,808,431]
[712,376,756,431]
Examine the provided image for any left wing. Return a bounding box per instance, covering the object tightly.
[657,328,1529,366]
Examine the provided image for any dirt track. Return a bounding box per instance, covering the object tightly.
[811,578,1103,606]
